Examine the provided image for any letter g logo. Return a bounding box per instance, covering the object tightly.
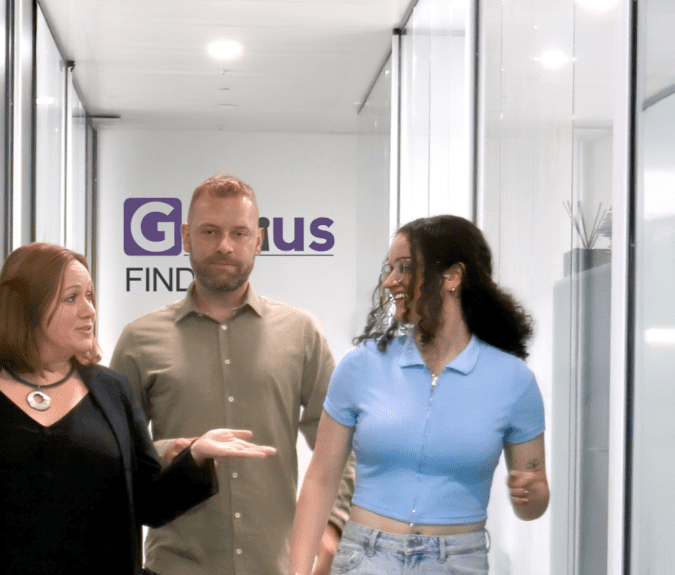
[124,198,183,256]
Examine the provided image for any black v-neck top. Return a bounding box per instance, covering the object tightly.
[0,392,129,575]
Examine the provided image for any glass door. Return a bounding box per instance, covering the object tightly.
[631,1,675,572]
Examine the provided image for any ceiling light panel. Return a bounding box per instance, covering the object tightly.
[575,0,619,13]
[208,40,244,60]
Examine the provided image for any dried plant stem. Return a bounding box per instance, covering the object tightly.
[564,201,608,249]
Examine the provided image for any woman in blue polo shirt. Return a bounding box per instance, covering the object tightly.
[288,215,548,575]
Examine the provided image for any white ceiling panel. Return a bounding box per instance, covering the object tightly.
[39,0,410,132]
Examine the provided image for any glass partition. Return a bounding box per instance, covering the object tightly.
[0,0,7,258]
[35,4,65,245]
[399,0,472,223]
[32,4,90,253]
[66,74,87,254]
[479,0,619,573]
[355,55,392,329]
[11,0,35,249]
[631,1,675,572]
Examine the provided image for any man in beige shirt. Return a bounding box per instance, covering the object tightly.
[111,175,352,575]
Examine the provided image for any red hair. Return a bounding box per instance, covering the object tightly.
[0,243,101,372]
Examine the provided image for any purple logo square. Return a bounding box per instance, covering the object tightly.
[124,198,183,256]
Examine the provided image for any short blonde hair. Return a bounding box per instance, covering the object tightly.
[188,174,259,223]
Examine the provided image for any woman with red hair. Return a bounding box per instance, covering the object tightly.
[0,242,276,575]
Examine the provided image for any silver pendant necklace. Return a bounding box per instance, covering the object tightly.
[5,365,76,411]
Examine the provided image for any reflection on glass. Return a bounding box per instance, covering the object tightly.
[479,0,618,573]
[356,55,391,327]
[67,79,87,254]
[399,0,471,222]
[0,0,6,258]
[632,0,675,564]
[35,4,65,244]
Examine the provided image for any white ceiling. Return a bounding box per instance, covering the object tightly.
[38,0,410,133]
[35,0,675,133]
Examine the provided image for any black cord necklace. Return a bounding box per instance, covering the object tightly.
[5,365,76,411]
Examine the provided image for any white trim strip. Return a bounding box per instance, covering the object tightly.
[607,1,634,573]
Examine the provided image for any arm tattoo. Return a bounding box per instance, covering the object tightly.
[525,458,540,470]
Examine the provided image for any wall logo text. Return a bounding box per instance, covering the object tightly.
[124,198,182,256]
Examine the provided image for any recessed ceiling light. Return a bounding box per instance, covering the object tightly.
[208,40,243,61]
[36,96,55,105]
[537,49,571,70]
[575,0,619,13]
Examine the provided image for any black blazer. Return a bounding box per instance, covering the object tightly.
[80,364,218,575]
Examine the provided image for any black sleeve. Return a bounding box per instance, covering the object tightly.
[123,373,219,528]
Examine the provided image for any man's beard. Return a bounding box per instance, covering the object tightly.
[190,254,254,293]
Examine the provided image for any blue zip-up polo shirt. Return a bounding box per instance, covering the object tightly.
[324,334,545,525]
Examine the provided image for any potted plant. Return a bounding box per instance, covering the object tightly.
[563,201,611,276]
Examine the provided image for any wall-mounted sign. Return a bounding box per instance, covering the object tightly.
[124,198,183,256]
[122,198,336,292]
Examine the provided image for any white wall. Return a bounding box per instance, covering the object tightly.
[95,127,390,477]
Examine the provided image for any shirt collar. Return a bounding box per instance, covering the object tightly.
[399,333,480,375]
[174,281,263,323]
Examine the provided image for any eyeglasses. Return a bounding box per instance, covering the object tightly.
[380,258,413,285]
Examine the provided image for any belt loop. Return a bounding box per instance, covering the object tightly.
[438,537,447,562]
[485,529,491,552]
[366,529,379,556]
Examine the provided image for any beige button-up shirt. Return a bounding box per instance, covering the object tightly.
[110,284,353,575]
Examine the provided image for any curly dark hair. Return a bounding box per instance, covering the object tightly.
[354,215,534,359]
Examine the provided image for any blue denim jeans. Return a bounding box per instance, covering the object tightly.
[331,521,489,575]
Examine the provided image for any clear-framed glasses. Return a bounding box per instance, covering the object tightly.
[380,258,413,285]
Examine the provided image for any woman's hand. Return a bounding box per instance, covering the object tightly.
[161,437,197,464]
[508,470,543,506]
[311,523,341,575]
[189,429,277,465]
[504,434,549,521]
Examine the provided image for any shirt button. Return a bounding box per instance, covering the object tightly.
[236,549,242,555]
[224,359,231,365]
[234,512,241,518]
[228,397,234,402]
[232,472,238,478]
[221,325,227,330]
